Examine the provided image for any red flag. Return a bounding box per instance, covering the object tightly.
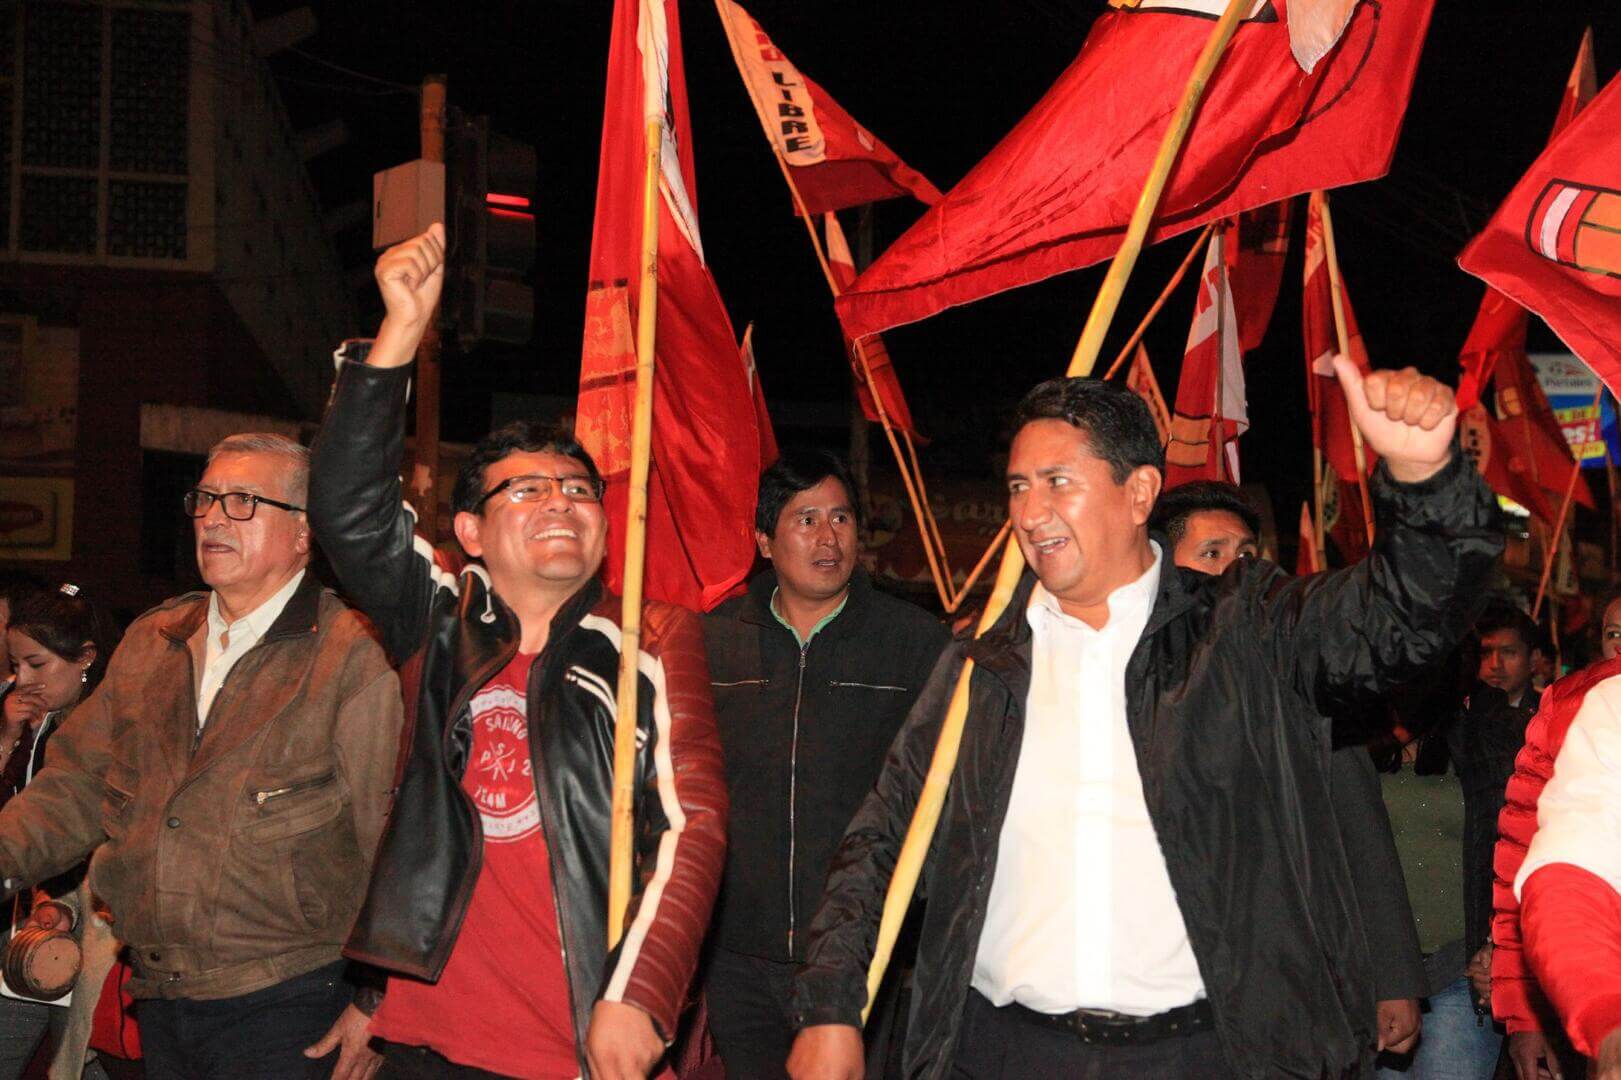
[1495,350,1595,509]
[739,324,780,465]
[1457,30,1596,410]
[714,0,941,215]
[824,213,923,438]
[1124,342,1172,446]
[576,0,769,612]
[1459,70,1621,396]
[1165,224,1246,488]
[1295,502,1320,576]
[1228,199,1294,352]
[834,0,1433,339]
[1302,192,1375,560]
[1459,404,1559,524]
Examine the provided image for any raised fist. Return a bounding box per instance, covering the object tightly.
[1332,355,1458,484]
[368,223,446,368]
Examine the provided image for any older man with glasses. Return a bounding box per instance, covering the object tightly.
[307,225,726,1080]
[0,432,404,1079]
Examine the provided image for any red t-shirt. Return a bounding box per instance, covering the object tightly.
[371,652,580,1078]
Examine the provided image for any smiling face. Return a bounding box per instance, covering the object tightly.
[758,475,858,607]
[7,628,90,713]
[193,451,311,606]
[452,449,608,600]
[1007,418,1160,621]
[1173,509,1259,577]
[1603,598,1621,661]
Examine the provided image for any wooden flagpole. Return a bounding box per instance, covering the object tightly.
[1101,223,1215,381]
[1533,381,1604,621]
[608,109,665,949]
[861,0,1255,1021]
[1315,191,1377,548]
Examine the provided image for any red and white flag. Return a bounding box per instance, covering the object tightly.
[1460,63,1621,396]
[1124,342,1172,447]
[823,213,923,438]
[1495,349,1594,512]
[1457,30,1597,409]
[834,0,1434,339]
[577,0,774,612]
[714,0,941,215]
[1302,191,1375,561]
[1165,223,1246,488]
[739,323,780,465]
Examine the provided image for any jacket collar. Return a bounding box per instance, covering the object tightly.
[738,566,872,636]
[158,570,324,647]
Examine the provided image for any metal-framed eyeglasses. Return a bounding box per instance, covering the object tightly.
[475,473,606,510]
[182,489,306,521]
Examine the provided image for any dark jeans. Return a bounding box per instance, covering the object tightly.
[703,948,797,1080]
[136,960,351,1080]
[376,1042,517,1079]
[950,991,1227,1079]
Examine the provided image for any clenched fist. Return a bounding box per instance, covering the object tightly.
[1332,355,1458,484]
[369,223,446,369]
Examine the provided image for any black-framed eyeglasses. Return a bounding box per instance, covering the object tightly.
[476,473,606,510]
[182,489,306,521]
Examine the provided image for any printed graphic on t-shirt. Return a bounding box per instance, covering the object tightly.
[467,682,541,844]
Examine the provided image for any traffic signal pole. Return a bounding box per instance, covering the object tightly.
[413,74,447,542]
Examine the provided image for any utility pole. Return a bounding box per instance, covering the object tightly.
[413,74,447,542]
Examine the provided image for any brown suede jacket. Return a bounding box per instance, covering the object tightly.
[0,574,402,1000]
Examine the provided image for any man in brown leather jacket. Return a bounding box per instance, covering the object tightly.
[0,433,403,1079]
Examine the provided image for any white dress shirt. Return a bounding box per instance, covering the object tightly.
[197,570,305,730]
[1516,673,1621,900]
[972,543,1206,1016]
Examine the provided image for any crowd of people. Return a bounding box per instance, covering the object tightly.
[0,225,1615,1080]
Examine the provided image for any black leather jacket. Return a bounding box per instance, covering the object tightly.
[309,356,728,1060]
[702,569,948,962]
[794,454,1501,1079]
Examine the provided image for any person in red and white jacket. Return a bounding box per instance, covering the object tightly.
[1492,649,1621,1080]
[1492,598,1621,1080]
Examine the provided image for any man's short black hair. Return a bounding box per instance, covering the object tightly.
[451,420,604,516]
[756,449,862,536]
[1149,481,1261,547]
[1010,377,1164,483]
[1475,604,1539,652]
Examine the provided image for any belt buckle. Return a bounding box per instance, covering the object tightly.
[1072,1008,1135,1047]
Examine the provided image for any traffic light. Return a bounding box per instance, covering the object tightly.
[445,114,536,346]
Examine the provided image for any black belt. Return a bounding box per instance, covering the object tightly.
[1003,997,1214,1046]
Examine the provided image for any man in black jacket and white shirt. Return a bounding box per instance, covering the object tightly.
[702,449,947,1078]
[787,359,1501,1079]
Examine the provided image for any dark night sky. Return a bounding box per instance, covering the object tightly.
[261,1,1621,530]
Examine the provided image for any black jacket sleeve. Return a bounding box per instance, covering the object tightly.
[1331,746,1426,1001]
[1259,451,1502,717]
[308,357,452,663]
[792,641,968,1030]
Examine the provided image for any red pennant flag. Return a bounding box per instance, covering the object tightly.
[576,0,770,612]
[715,0,942,216]
[1302,192,1376,561]
[1228,199,1294,352]
[1165,224,1246,488]
[1296,502,1320,576]
[1124,342,1172,447]
[834,0,1433,339]
[1495,350,1595,510]
[1457,30,1596,410]
[824,213,923,439]
[1459,69,1621,396]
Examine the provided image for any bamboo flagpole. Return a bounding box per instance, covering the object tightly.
[1533,381,1605,621]
[1101,223,1216,381]
[607,81,666,947]
[860,0,1256,1021]
[1315,191,1377,548]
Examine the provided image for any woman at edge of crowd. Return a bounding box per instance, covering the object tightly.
[0,583,131,1080]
